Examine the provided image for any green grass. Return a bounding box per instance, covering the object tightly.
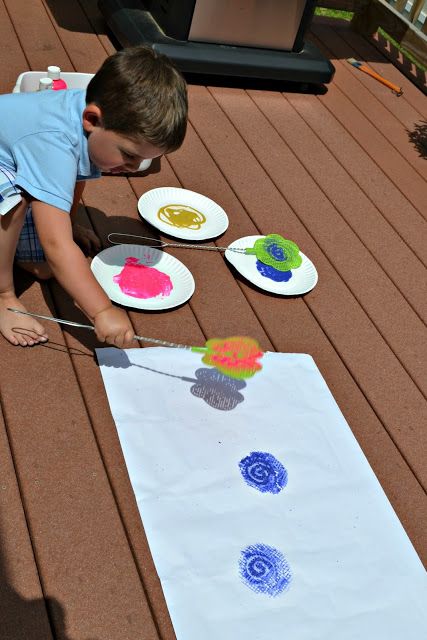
[314,8,353,21]
[314,7,426,72]
[378,27,427,72]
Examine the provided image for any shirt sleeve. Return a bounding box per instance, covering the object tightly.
[13,130,79,213]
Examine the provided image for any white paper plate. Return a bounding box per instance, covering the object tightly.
[138,187,229,240]
[91,244,195,310]
[225,235,318,295]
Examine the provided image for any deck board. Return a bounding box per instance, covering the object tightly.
[40,0,112,73]
[0,1,426,638]
[286,91,427,266]
[0,0,30,86]
[312,24,427,160]
[327,21,427,115]
[0,407,55,640]
[3,0,73,73]
[310,35,427,214]
[247,89,427,320]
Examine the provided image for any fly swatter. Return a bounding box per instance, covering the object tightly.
[8,308,264,380]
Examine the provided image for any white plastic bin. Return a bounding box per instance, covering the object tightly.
[13,71,94,93]
[12,71,152,172]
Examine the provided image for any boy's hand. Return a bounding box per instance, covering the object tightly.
[93,306,135,349]
[72,223,102,257]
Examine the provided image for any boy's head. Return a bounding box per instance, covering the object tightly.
[83,45,188,172]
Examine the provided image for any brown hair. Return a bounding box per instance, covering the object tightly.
[86,45,188,152]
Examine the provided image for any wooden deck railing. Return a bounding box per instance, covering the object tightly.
[319,0,426,28]
[393,0,427,31]
[318,0,427,74]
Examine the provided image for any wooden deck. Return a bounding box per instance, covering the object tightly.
[0,2,426,638]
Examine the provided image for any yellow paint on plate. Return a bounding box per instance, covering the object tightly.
[158,204,206,230]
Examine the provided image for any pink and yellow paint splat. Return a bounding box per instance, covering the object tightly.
[113,256,173,299]
[192,337,264,380]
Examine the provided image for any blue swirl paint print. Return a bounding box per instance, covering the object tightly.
[267,242,286,261]
[256,260,292,282]
[239,543,292,597]
[239,451,288,494]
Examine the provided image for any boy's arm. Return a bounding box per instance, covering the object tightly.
[31,200,134,347]
[70,180,86,221]
[70,181,101,256]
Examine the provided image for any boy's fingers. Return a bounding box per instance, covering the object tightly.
[123,330,135,349]
[94,329,106,343]
[108,330,134,349]
[115,332,129,349]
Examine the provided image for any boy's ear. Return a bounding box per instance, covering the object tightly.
[82,104,103,132]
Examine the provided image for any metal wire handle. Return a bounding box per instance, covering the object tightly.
[107,233,248,254]
[7,308,203,351]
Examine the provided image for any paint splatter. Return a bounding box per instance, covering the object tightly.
[158,204,206,229]
[239,451,288,494]
[113,256,173,299]
[239,543,292,597]
[256,260,292,282]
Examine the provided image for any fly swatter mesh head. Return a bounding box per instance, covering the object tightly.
[245,234,302,271]
[199,336,264,380]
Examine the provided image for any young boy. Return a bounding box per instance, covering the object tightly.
[0,46,188,348]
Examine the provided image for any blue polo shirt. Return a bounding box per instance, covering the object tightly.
[0,89,101,213]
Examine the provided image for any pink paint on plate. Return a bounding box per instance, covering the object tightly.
[113,256,173,299]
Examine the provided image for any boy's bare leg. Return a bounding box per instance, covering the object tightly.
[0,200,48,346]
